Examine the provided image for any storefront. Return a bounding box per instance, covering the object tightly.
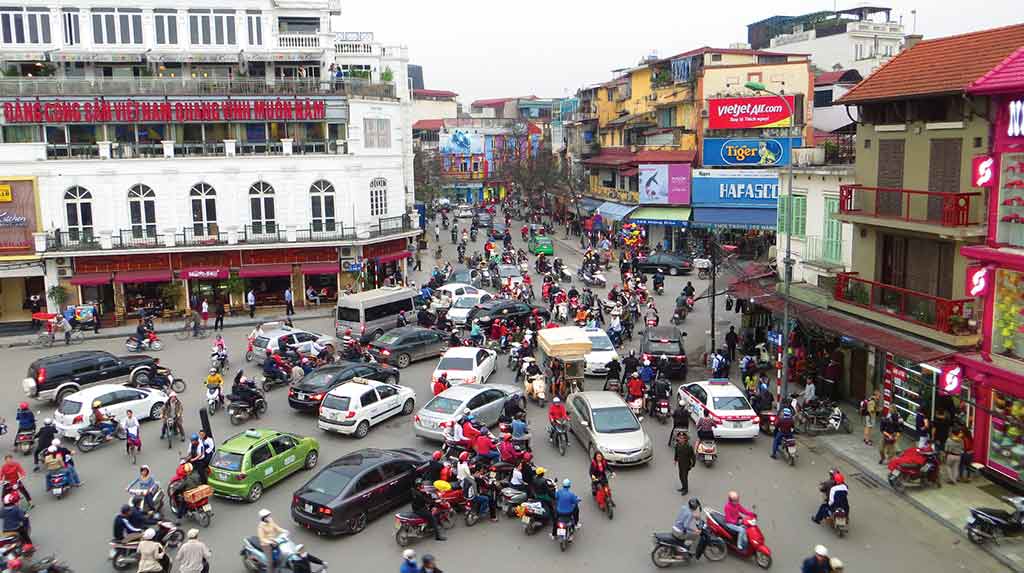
[181,267,231,307]
[69,272,114,318]
[625,206,691,251]
[0,177,44,324]
[239,264,293,306]
[362,238,410,289]
[300,263,340,304]
[114,270,174,315]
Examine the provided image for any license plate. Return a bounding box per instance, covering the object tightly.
[297,393,306,400]
[305,504,314,513]
[217,472,228,481]
[787,447,797,454]
[557,527,566,536]
[202,504,212,512]
[732,421,744,428]
[521,516,530,523]
[704,455,713,461]
[53,488,62,495]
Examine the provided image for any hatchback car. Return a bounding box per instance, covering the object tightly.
[432,347,497,386]
[435,283,482,300]
[288,362,400,411]
[640,326,688,379]
[318,378,417,438]
[678,379,759,439]
[291,448,429,535]
[566,391,653,466]
[448,293,494,326]
[455,206,475,219]
[583,328,620,376]
[467,300,549,328]
[208,429,320,502]
[528,236,554,256]
[367,327,448,369]
[445,267,482,289]
[634,253,693,276]
[55,383,166,440]
[251,322,340,356]
[413,383,524,441]
[489,223,508,240]
[495,264,524,287]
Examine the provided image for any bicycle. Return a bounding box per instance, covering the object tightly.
[176,320,209,341]
[32,332,55,348]
[126,433,141,465]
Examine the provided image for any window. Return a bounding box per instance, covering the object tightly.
[710,53,722,62]
[354,468,383,492]
[360,389,379,407]
[248,181,276,234]
[1,8,51,45]
[64,186,93,241]
[657,107,676,128]
[91,8,141,44]
[369,177,388,216]
[269,434,296,454]
[813,89,834,108]
[188,10,215,45]
[128,184,156,239]
[246,13,262,45]
[211,12,236,45]
[189,183,217,236]
[62,10,79,45]
[309,179,336,232]
[777,194,806,238]
[363,118,391,149]
[154,12,177,45]
[249,445,272,467]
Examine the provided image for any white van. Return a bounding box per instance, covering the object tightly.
[335,286,417,339]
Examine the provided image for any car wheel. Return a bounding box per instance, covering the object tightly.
[397,353,411,369]
[401,399,415,416]
[349,511,368,534]
[304,450,318,470]
[149,403,164,420]
[372,329,384,340]
[354,420,370,439]
[247,482,264,503]
[669,267,679,276]
[56,387,78,405]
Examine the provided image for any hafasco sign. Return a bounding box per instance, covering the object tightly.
[707,95,795,129]
[691,169,780,208]
[972,154,996,188]
[702,137,802,167]
[3,98,326,124]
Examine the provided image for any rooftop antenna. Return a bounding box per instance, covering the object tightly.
[911,9,917,34]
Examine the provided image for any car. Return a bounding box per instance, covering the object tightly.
[288,361,400,411]
[434,283,483,301]
[367,327,448,368]
[413,383,525,441]
[583,328,620,376]
[291,448,430,535]
[208,429,320,502]
[640,326,688,379]
[495,264,524,287]
[251,322,340,356]
[489,223,508,240]
[54,383,167,439]
[432,347,497,386]
[467,299,550,328]
[445,266,482,289]
[23,350,158,404]
[447,293,494,326]
[677,379,759,439]
[475,211,493,228]
[318,378,417,438]
[455,206,475,219]
[633,253,693,276]
[528,235,554,256]
[565,391,653,466]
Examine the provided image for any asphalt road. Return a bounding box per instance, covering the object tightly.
[8,217,1004,573]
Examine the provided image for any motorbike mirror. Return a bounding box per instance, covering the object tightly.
[579,421,589,427]
[681,332,688,337]
[638,416,645,422]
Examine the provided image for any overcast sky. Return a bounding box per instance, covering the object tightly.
[340,0,1023,104]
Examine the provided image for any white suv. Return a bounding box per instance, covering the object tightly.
[317,378,416,438]
[55,384,166,439]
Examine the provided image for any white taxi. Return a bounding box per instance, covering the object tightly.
[677,378,759,439]
[317,377,416,439]
[583,328,620,376]
[432,347,497,386]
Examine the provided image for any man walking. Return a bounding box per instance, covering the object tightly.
[725,326,739,361]
[879,410,902,464]
[284,287,294,316]
[214,298,225,331]
[176,529,211,573]
[247,289,256,318]
[673,432,696,495]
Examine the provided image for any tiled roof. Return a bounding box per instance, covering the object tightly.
[471,97,513,108]
[659,46,808,63]
[815,69,862,86]
[413,89,458,99]
[837,23,1024,104]
[412,119,443,130]
[968,46,1024,95]
[581,149,696,168]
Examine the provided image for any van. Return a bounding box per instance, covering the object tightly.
[335,286,417,339]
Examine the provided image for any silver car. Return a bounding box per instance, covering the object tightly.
[566,391,653,466]
[251,323,340,355]
[414,383,524,441]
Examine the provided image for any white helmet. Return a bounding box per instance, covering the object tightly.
[47,445,57,453]
[44,418,53,426]
[552,397,561,403]
[403,549,416,560]
[169,391,177,399]
[51,438,61,447]
[142,528,156,540]
[258,508,272,519]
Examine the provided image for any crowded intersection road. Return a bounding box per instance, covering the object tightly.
[4,217,1006,573]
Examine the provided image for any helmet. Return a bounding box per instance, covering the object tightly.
[688,498,701,510]
[258,509,272,519]
[535,466,546,476]
[466,414,476,421]
[182,463,193,474]
[660,354,667,360]
[47,445,57,453]
[643,359,650,366]
[43,418,53,426]
[92,400,102,408]
[781,408,793,418]
[6,558,21,571]
[814,545,829,557]
[51,438,60,447]
[345,328,352,336]
[728,491,739,502]
[402,549,416,560]
[830,558,844,569]
[552,397,560,403]
[432,451,443,461]
[210,368,217,373]
[18,402,28,410]
[3,494,15,505]
[142,528,156,540]
[562,478,571,488]
[459,452,470,462]
[191,433,199,441]
[422,554,435,565]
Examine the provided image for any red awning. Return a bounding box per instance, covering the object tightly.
[238,264,293,278]
[114,270,172,284]
[301,262,339,275]
[69,273,111,286]
[376,251,412,264]
[620,167,639,177]
[181,267,229,280]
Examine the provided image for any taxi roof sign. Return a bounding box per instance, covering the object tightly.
[708,378,732,385]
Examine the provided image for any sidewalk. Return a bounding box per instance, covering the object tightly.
[816,410,1024,572]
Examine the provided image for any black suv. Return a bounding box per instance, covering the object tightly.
[288,361,400,411]
[367,327,448,368]
[23,350,157,404]
[467,300,550,327]
[641,326,688,379]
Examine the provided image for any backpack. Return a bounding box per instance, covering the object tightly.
[859,399,869,416]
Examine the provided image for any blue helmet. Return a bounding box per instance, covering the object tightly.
[781,408,793,418]
[191,433,200,441]
[562,478,571,488]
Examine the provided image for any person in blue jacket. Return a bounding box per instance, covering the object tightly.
[552,478,581,538]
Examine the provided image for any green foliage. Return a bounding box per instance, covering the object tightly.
[47,285,69,306]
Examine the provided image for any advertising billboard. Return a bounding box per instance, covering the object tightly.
[702,137,802,167]
[439,129,484,155]
[691,169,779,207]
[0,179,39,254]
[639,164,692,205]
[707,95,795,129]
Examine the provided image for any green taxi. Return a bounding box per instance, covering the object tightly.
[528,235,554,255]
[208,429,320,502]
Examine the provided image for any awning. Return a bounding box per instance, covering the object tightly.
[114,270,172,284]
[595,201,636,222]
[376,251,412,264]
[301,262,340,275]
[239,264,293,278]
[69,273,111,286]
[620,167,639,177]
[691,207,776,230]
[181,267,229,280]
[580,197,604,212]
[627,206,692,227]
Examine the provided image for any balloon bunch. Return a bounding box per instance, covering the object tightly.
[620,223,644,249]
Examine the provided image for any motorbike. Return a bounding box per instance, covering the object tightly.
[650,521,727,568]
[210,349,229,373]
[228,396,269,426]
[133,367,186,393]
[498,486,528,517]
[206,384,224,415]
[14,428,34,455]
[525,373,547,408]
[77,423,127,453]
[653,398,671,424]
[966,496,1024,545]
[654,281,665,296]
[554,513,577,552]
[780,435,798,466]
[515,499,551,535]
[555,266,573,284]
[628,396,644,417]
[422,483,480,527]
[261,367,295,392]
[694,258,713,280]
[173,484,215,527]
[887,446,941,492]
[577,268,607,288]
[394,498,455,546]
[507,343,523,370]
[696,439,717,468]
[672,298,694,324]
[470,228,478,242]
[703,506,772,569]
[109,521,183,571]
[555,301,569,324]
[800,402,852,434]
[549,418,569,456]
[125,331,162,352]
[828,507,850,538]
[46,468,73,499]
[593,474,615,519]
[128,484,165,516]
[240,532,328,572]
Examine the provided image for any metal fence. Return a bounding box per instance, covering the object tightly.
[0,78,396,99]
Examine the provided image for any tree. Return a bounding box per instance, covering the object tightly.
[413,148,446,203]
[504,150,567,208]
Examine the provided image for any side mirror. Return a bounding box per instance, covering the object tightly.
[579,420,589,428]
[681,332,688,337]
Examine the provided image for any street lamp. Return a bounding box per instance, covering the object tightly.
[744,80,796,403]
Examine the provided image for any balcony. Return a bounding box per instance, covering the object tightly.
[0,77,396,99]
[837,184,986,238]
[240,224,284,244]
[277,33,323,49]
[294,226,357,242]
[46,229,99,252]
[111,229,161,249]
[833,272,980,347]
[177,227,227,247]
[801,236,845,269]
[591,185,638,204]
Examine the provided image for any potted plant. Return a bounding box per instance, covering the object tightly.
[158,283,183,318]
[225,277,246,314]
[380,66,394,83]
[47,285,69,308]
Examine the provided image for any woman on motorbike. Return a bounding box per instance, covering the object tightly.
[589,452,610,494]
[127,465,160,514]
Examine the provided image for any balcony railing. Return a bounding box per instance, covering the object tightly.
[240,224,283,244]
[278,33,322,49]
[112,229,161,249]
[177,227,227,247]
[834,272,977,336]
[372,215,412,237]
[0,78,396,99]
[46,143,99,160]
[110,143,164,159]
[295,226,357,242]
[838,184,983,227]
[175,142,225,157]
[46,229,98,251]
[802,236,844,266]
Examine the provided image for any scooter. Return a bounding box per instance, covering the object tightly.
[14,429,34,455]
[966,496,1024,545]
[628,396,644,417]
[128,484,165,516]
[556,266,573,284]
[554,513,577,552]
[240,532,328,572]
[653,398,671,424]
[227,396,268,426]
[109,522,183,571]
[593,474,616,519]
[650,521,727,567]
[394,498,455,546]
[210,349,229,373]
[125,331,162,352]
[696,439,717,468]
[780,435,798,466]
[174,484,215,527]
[549,418,569,456]
[207,384,224,415]
[77,423,126,453]
[703,506,772,569]
[887,446,941,492]
[516,500,551,535]
[525,373,547,407]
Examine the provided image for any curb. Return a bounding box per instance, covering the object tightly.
[816,437,1023,573]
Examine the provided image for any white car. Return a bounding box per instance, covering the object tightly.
[250,322,340,356]
[432,347,497,386]
[677,379,759,439]
[448,293,494,326]
[495,264,523,287]
[584,328,620,376]
[54,383,167,439]
[455,206,475,219]
[317,377,417,438]
[435,283,482,299]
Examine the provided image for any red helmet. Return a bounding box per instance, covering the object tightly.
[18,402,28,410]
[6,558,21,571]
[432,451,443,461]
[459,452,470,462]
[523,452,533,462]
[344,328,352,336]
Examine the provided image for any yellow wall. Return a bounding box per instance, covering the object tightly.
[701,61,814,141]
[0,278,28,321]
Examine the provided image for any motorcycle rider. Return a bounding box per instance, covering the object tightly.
[206,367,225,406]
[113,503,152,545]
[682,281,695,299]
[602,358,622,391]
[127,465,160,514]
[123,409,141,454]
[410,479,446,541]
[589,451,610,495]
[672,498,702,549]
[89,400,118,440]
[622,350,640,382]
[724,491,755,551]
[801,545,831,573]
[552,478,581,539]
[649,373,671,417]
[160,392,184,441]
[432,372,450,396]
[14,403,35,435]
[626,372,645,407]
[771,408,796,459]
[231,374,264,416]
[473,429,499,463]
[133,319,149,347]
[812,471,849,525]
[31,418,58,472]
[652,268,665,293]
[498,434,521,464]
[45,440,81,488]
[548,398,570,443]
[0,493,31,548]
[257,508,287,573]
[137,528,168,573]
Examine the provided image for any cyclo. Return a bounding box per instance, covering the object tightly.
[536,327,593,401]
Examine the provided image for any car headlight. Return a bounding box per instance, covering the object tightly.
[643,436,653,452]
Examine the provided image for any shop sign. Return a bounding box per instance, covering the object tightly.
[702,137,802,167]
[966,264,992,297]
[707,95,795,129]
[881,354,909,416]
[0,211,28,227]
[972,155,996,188]
[638,163,691,205]
[939,365,963,396]
[0,184,10,202]
[691,169,780,208]
[0,180,38,254]
[1009,98,1024,138]
[439,129,484,155]
[183,268,228,280]
[2,98,326,124]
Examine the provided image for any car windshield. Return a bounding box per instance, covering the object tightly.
[322,394,351,411]
[437,357,474,371]
[297,369,340,391]
[303,469,353,498]
[58,399,82,415]
[713,396,752,411]
[210,451,243,472]
[375,332,402,345]
[453,297,477,309]
[424,396,463,415]
[591,406,641,433]
[497,266,520,277]
[646,341,682,355]
[588,334,614,351]
[253,336,270,349]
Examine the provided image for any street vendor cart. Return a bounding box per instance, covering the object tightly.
[536,326,593,400]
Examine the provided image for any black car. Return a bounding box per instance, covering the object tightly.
[445,266,482,288]
[634,253,693,276]
[641,326,688,379]
[367,327,448,368]
[288,362,400,411]
[23,350,157,404]
[291,448,429,535]
[467,300,550,327]
[489,223,508,240]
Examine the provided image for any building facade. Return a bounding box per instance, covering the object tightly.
[435,118,541,204]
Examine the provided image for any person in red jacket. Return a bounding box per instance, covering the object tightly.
[489,320,502,341]
[462,415,481,443]
[498,434,521,464]
[626,373,645,401]
[474,432,499,462]
[432,373,450,396]
[548,397,570,443]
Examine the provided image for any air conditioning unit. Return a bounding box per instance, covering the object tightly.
[700,109,709,118]
[54,257,68,267]
[647,94,657,102]
[57,267,73,278]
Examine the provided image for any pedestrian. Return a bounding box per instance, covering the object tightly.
[944,426,965,485]
[414,250,422,271]
[200,298,209,328]
[58,313,72,345]
[399,549,418,573]
[669,403,689,446]
[200,430,215,484]
[421,554,443,573]
[800,545,831,573]
[137,528,168,573]
[247,289,256,318]
[92,303,101,333]
[673,432,696,495]
[879,411,901,464]
[861,390,879,446]
[176,529,211,573]
[29,295,41,329]
[214,298,225,331]
[284,287,294,316]
[914,405,930,448]
[191,308,201,337]
[725,326,738,361]
[931,407,951,452]
[959,425,975,482]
